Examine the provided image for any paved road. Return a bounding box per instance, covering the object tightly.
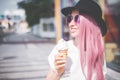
[0,32,55,80]
[0,33,119,80]
[0,42,55,80]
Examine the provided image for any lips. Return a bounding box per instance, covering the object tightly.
[71,28,77,33]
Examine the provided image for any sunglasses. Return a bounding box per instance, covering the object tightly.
[67,15,80,24]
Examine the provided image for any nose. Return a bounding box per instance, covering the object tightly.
[69,18,75,27]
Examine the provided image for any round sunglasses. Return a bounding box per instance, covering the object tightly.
[67,15,80,24]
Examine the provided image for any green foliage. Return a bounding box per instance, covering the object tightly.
[18,0,54,26]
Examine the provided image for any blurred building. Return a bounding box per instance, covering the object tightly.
[0,9,26,32]
[104,0,120,72]
[0,0,26,32]
[31,17,56,38]
[39,18,56,38]
[105,0,120,43]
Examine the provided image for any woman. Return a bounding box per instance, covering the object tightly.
[46,0,107,80]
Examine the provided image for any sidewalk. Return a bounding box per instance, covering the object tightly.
[106,68,120,80]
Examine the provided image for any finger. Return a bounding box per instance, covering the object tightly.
[55,56,66,61]
[55,59,66,65]
[55,63,65,69]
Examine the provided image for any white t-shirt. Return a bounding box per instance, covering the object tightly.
[48,39,106,80]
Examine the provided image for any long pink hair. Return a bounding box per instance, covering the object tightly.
[78,15,104,80]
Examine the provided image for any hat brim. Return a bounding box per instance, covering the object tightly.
[61,7,77,16]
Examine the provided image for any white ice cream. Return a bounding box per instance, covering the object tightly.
[57,39,68,51]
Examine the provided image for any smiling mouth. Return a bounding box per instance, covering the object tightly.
[71,28,77,33]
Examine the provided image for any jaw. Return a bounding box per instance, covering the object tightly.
[70,31,79,38]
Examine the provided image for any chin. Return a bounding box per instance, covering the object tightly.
[71,34,78,38]
[70,31,79,37]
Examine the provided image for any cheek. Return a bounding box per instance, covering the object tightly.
[75,28,80,35]
[70,27,80,36]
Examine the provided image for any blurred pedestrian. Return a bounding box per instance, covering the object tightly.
[46,0,107,80]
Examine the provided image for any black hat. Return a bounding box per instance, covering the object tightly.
[61,0,107,36]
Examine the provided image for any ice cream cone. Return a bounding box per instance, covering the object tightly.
[58,49,68,58]
[57,39,68,59]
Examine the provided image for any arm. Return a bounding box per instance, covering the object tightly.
[46,69,61,80]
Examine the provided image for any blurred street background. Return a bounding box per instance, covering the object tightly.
[0,0,120,80]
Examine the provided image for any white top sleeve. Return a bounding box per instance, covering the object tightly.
[48,44,58,72]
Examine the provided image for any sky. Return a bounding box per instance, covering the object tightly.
[0,0,23,14]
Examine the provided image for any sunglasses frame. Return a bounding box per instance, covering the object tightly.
[66,15,80,24]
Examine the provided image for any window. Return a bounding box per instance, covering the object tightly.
[43,23,47,31]
[49,23,54,31]
[43,23,55,32]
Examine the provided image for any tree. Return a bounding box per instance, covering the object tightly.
[18,0,54,27]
